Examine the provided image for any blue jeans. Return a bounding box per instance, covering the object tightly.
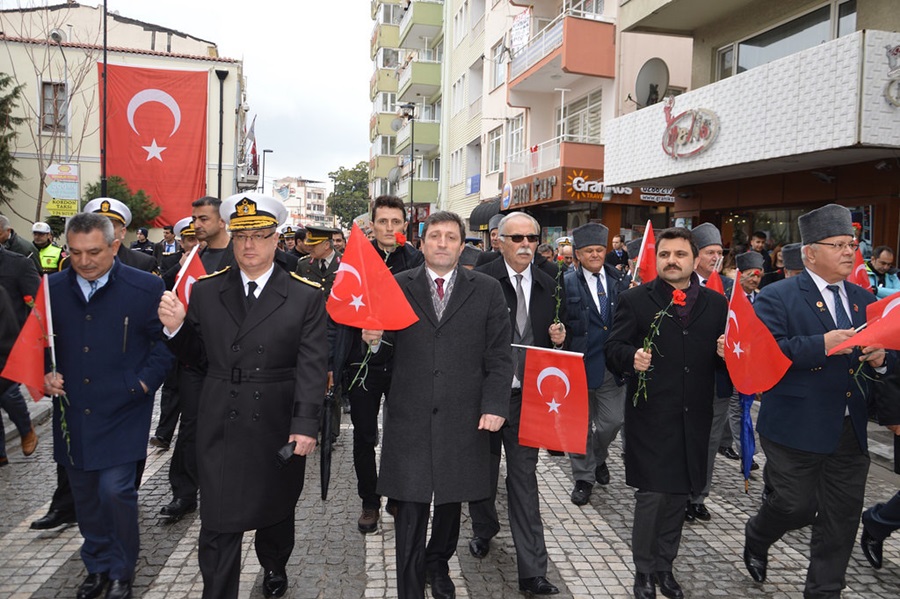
[0,385,33,458]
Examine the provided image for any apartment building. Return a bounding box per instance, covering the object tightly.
[369,0,403,206]
[273,176,333,228]
[605,0,900,249]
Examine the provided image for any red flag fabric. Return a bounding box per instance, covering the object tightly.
[724,271,792,394]
[519,347,588,454]
[1,276,50,401]
[173,246,206,308]
[706,270,725,295]
[850,247,873,291]
[636,221,656,283]
[326,224,418,330]
[100,63,208,227]
[828,291,900,355]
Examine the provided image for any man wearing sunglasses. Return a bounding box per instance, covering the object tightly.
[562,222,630,506]
[159,192,327,599]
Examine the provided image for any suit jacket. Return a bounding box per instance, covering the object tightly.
[755,270,883,454]
[2,231,41,273]
[153,239,182,265]
[168,265,327,532]
[377,266,512,505]
[296,252,341,295]
[0,246,41,326]
[606,277,727,494]
[564,264,630,388]
[0,286,21,395]
[49,259,174,470]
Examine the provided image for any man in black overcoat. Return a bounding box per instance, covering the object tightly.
[606,227,727,599]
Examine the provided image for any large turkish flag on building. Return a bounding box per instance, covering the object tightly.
[100,63,208,226]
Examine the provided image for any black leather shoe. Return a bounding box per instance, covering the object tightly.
[149,435,170,450]
[570,480,593,506]
[468,536,490,559]
[76,572,109,599]
[743,544,768,582]
[633,573,656,599]
[105,579,132,599]
[719,447,740,460]
[750,460,760,471]
[263,570,288,598]
[426,570,456,599]
[861,528,883,569]
[683,503,696,523]
[595,462,611,485]
[518,576,559,595]
[690,503,711,521]
[30,509,77,530]
[653,572,683,599]
[160,498,197,518]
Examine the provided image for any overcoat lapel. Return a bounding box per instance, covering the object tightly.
[405,267,440,328]
[235,267,288,341]
[439,268,475,326]
[797,270,837,332]
[219,268,247,330]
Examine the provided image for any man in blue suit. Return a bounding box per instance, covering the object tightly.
[44,213,174,599]
[743,204,889,598]
[562,222,630,506]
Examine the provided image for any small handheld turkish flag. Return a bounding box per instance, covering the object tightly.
[635,221,656,284]
[326,224,418,330]
[173,246,206,308]
[724,270,792,394]
[705,270,725,295]
[2,275,52,401]
[828,290,900,355]
[518,346,588,454]
[849,247,873,292]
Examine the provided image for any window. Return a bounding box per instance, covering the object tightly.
[41,81,67,133]
[555,90,602,144]
[453,2,469,46]
[491,42,505,89]
[450,149,464,185]
[451,75,466,115]
[376,48,399,69]
[378,3,403,25]
[507,114,523,159]
[374,92,396,114]
[487,127,502,173]
[716,46,733,81]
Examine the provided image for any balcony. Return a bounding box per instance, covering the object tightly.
[397,58,441,102]
[398,0,443,50]
[395,119,440,154]
[507,13,615,103]
[372,0,403,19]
[603,30,900,188]
[506,136,604,181]
[369,112,399,142]
[618,0,756,35]
[371,22,400,59]
[396,176,439,204]
[369,154,398,180]
[370,68,398,100]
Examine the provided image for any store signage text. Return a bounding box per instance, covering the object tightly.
[511,176,557,206]
[885,44,900,108]
[661,96,719,159]
[639,186,676,204]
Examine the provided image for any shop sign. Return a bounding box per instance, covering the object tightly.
[661,96,719,159]
[501,182,512,210]
[639,186,676,204]
[511,175,557,206]
[563,169,632,201]
[884,44,900,107]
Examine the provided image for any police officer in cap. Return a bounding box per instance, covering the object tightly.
[295,225,341,295]
[32,221,65,273]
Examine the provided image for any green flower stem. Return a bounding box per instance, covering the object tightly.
[632,299,676,407]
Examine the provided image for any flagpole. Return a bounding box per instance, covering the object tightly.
[511,343,584,358]
[635,219,652,283]
[42,274,57,369]
[173,245,200,291]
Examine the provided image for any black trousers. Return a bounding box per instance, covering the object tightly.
[394,501,461,599]
[746,419,869,599]
[153,365,181,443]
[632,490,688,574]
[168,366,201,501]
[349,364,391,509]
[51,459,144,516]
[198,514,295,599]
[863,490,900,542]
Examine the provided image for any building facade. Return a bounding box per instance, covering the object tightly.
[606,0,900,250]
[273,176,334,228]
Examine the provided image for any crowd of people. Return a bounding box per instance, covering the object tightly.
[0,196,899,599]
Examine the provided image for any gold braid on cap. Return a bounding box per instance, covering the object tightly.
[229,198,277,231]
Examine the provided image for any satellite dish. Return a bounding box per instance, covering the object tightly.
[634,58,669,108]
[388,166,402,183]
[390,118,404,132]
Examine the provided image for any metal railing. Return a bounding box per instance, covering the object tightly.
[398,0,444,35]
[506,134,602,179]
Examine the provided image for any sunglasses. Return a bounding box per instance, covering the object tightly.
[501,234,540,243]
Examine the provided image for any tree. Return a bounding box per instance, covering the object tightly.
[0,72,25,210]
[327,161,369,228]
[83,176,160,231]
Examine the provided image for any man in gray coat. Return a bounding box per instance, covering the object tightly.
[363,211,512,599]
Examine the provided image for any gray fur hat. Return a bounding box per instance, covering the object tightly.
[691,223,723,250]
[488,213,504,232]
[781,243,803,271]
[735,251,764,272]
[625,237,643,256]
[459,245,481,267]
[572,222,609,250]
[798,203,853,245]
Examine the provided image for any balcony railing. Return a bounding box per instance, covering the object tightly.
[395,118,440,148]
[397,53,442,91]
[506,134,602,180]
[398,0,444,35]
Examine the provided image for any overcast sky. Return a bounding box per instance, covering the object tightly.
[4,1,374,191]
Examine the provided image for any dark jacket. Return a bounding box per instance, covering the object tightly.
[606,278,727,494]
[0,286,21,395]
[296,252,340,295]
[3,230,41,273]
[0,247,41,326]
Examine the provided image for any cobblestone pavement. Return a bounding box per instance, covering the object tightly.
[2,396,900,598]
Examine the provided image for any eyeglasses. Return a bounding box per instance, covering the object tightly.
[501,234,540,243]
[812,241,859,252]
[232,230,277,244]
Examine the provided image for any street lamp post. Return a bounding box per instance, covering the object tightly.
[399,102,416,239]
[260,149,273,195]
[49,29,69,161]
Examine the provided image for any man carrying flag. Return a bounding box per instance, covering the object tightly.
[743,204,889,597]
[464,212,566,596]
[606,227,727,599]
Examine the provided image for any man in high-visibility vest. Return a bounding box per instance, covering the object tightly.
[32,221,65,273]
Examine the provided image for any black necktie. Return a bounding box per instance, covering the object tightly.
[827,284,852,329]
[595,273,609,322]
[247,281,258,309]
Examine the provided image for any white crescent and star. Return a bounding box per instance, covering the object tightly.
[854,263,869,283]
[882,297,900,319]
[725,309,739,348]
[183,276,196,303]
[330,263,363,302]
[536,367,570,413]
[127,89,182,161]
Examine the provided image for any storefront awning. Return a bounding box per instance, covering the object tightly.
[468,198,501,231]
